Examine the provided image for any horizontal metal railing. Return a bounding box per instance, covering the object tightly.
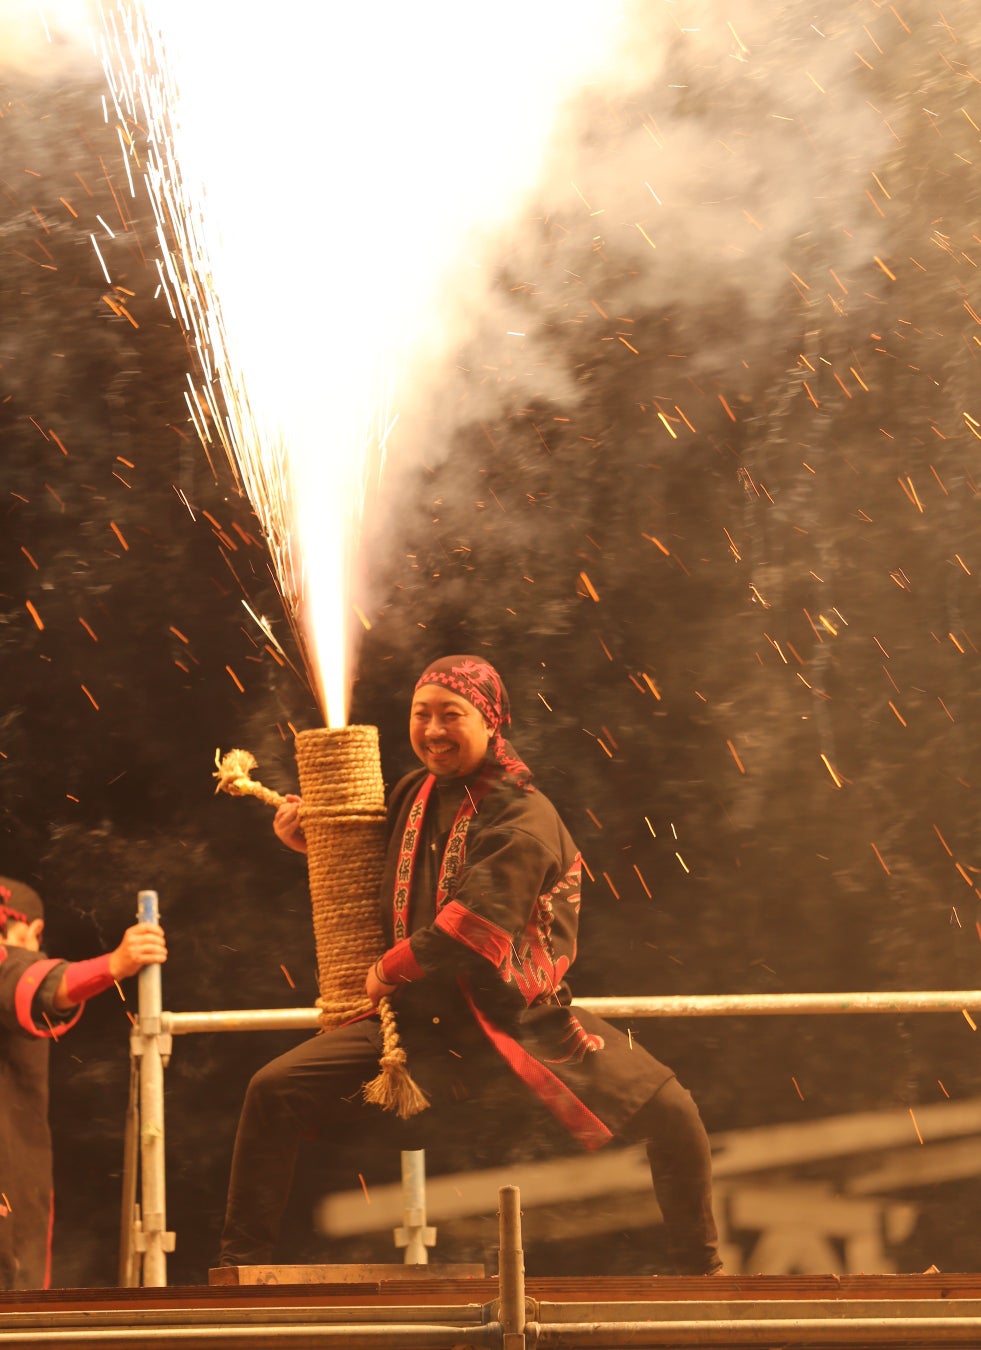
[126,890,981,1291]
[158,988,981,1036]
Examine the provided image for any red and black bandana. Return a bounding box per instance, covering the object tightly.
[0,877,44,933]
[414,654,534,790]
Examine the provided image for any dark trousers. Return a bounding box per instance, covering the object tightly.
[218,1018,720,1274]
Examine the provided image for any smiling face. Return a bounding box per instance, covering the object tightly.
[409,684,493,779]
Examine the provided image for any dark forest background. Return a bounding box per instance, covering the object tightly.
[2,0,981,1285]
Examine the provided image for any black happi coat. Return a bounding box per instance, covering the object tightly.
[0,946,78,1290]
[379,767,672,1149]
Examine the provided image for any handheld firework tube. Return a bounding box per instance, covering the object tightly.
[214,734,428,1118]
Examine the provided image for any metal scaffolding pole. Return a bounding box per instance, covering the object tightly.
[498,1186,526,1350]
[394,1149,435,1264]
[157,988,981,1038]
[134,889,175,1287]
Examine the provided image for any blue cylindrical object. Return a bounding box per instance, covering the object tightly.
[138,889,159,925]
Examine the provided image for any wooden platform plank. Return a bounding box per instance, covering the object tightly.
[4,1272,981,1311]
[210,1262,486,1286]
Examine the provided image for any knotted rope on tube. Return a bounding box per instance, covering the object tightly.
[214,734,428,1119]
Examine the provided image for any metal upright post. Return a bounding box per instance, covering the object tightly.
[498,1185,526,1350]
[394,1149,436,1264]
[136,889,174,1286]
[117,1049,141,1286]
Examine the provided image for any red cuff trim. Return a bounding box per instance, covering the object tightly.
[434,900,513,966]
[63,953,115,1004]
[14,959,82,1039]
[379,938,426,984]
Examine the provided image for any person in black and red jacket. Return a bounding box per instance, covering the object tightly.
[219,656,722,1277]
[0,876,166,1290]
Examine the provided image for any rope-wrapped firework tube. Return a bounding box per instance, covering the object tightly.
[293,726,387,1028]
[214,734,428,1119]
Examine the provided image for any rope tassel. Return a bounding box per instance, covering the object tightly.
[214,731,429,1119]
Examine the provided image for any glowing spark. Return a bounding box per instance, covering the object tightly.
[241,601,287,657]
[635,222,656,251]
[579,571,600,602]
[873,255,897,281]
[641,673,661,700]
[642,533,671,556]
[908,1107,924,1145]
[727,21,749,54]
[109,521,129,551]
[726,740,746,775]
[279,964,295,989]
[963,1010,977,1032]
[78,618,98,642]
[25,601,44,631]
[632,865,652,899]
[657,411,678,439]
[820,754,843,788]
[571,181,591,210]
[225,666,245,693]
[89,233,112,284]
[80,685,100,710]
[603,872,620,899]
[870,842,890,875]
[792,1077,804,1101]
[934,825,953,857]
[537,692,552,711]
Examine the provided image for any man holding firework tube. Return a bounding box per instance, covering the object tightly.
[219,656,721,1275]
